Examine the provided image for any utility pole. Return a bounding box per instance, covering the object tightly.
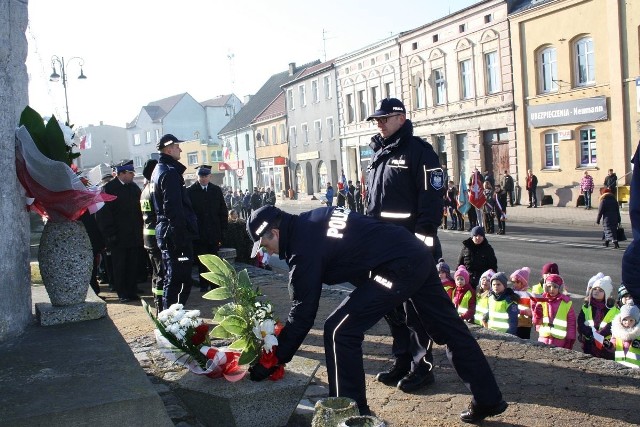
[227,51,235,92]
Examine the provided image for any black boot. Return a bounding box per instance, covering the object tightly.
[376,360,410,386]
[397,363,435,392]
[460,400,508,424]
[603,241,609,247]
[614,241,620,249]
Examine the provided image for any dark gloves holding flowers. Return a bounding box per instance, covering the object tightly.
[248,363,278,381]
[248,349,284,381]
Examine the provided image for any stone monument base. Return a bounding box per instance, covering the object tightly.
[172,356,320,427]
[34,285,107,326]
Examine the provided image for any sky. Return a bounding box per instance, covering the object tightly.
[26,0,478,128]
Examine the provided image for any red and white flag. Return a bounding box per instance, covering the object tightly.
[468,170,486,209]
[79,133,92,150]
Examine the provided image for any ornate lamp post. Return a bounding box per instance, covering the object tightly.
[49,55,87,124]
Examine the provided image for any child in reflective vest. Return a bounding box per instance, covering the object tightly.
[577,274,615,360]
[485,272,519,336]
[510,267,533,339]
[475,269,495,326]
[606,303,640,369]
[452,265,476,323]
[532,274,576,349]
[437,258,455,299]
[532,262,560,295]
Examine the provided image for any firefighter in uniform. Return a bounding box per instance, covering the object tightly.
[140,159,164,312]
[186,165,228,292]
[96,159,144,302]
[246,205,507,423]
[151,134,199,310]
[365,98,445,392]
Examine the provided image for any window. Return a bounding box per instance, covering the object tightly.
[290,126,297,147]
[544,132,560,168]
[575,37,595,86]
[279,124,285,143]
[385,52,390,61]
[371,86,379,111]
[301,123,309,144]
[155,129,161,142]
[432,34,439,43]
[245,134,250,151]
[323,75,332,99]
[311,80,319,103]
[433,68,446,105]
[539,47,558,93]
[384,82,393,98]
[579,127,597,165]
[287,89,295,110]
[134,156,143,168]
[459,59,473,99]
[412,42,418,50]
[370,58,376,66]
[133,134,141,146]
[484,14,493,23]
[415,76,425,108]
[485,51,500,94]
[263,127,269,145]
[145,131,152,144]
[459,24,466,33]
[187,152,199,165]
[314,120,322,142]
[211,150,223,162]
[271,126,277,145]
[358,90,367,121]
[346,94,355,123]
[299,84,306,106]
[327,117,335,139]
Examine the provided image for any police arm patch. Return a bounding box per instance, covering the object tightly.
[425,167,445,191]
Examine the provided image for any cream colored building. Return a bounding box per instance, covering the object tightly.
[509,0,639,204]
[400,0,515,187]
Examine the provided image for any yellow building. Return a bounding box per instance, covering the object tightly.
[253,93,289,196]
[509,0,638,204]
[178,138,225,186]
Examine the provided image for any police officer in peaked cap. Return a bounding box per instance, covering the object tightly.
[245,205,507,424]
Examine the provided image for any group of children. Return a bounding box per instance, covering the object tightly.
[436,259,640,369]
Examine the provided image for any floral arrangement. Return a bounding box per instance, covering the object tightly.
[15,106,114,221]
[142,300,245,381]
[201,254,284,380]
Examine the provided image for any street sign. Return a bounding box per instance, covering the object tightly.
[236,168,245,177]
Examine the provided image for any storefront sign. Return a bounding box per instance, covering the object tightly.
[274,156,287,165]
[359,146,374,160]
[218,160,245,170]
[527,96,608,128]
[557,130,572,140]
[296,151,319,161]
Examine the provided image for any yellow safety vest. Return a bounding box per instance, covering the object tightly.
[599,307,619,334]
[456,290,473,316]
[539,300,572,339]
[488,298,511,333]
[615,340,640,369]
[475,295,489,326]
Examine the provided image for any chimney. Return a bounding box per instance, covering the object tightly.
[243,95,252,104]
[288,62,296,76]
[100,121,104,126]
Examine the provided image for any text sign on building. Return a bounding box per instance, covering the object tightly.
[527,96,608,128]
[296,151,320,161]
[557,130,572,140]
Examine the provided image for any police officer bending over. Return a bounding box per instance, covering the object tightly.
[246,205,507,423]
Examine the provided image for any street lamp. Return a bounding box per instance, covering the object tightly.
[49,55,87,124]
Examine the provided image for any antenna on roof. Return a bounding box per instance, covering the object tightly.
[322,29,327,62]
[227,50,235,92]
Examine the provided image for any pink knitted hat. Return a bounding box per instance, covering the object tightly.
[454,266,470,285]
[510,267,531,287]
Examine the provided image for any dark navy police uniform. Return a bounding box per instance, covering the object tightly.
[250,206,503,416]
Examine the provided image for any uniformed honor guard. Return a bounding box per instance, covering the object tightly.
[365,98,445,393]
[140,159,164,312]
[246,205,507,423]
[151,134,199,309]
[187,164,228,292]
[96,159,144,302]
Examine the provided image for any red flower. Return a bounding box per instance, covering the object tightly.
[259,347,279,369]
[269,364,285,381]
[190,323,209,345]
[274,321,284,336]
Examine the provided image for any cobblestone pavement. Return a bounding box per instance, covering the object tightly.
[116,263,640,427]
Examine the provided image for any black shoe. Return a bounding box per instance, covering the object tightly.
[375,361,410,386]
[460,400,508,424]
[527,205,532,208]
[604,241,609,247]
[397,368,435,392]
[614,242,620,249]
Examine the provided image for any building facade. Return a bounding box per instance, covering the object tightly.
[282,60,341,196]
[76,122,129,170]
[400,0,515,188]
[253,93,289,196]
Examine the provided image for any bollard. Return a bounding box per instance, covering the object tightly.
[312,397,360,427]
[338,415,387,427]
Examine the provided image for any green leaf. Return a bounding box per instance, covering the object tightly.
[238,342,259,366]
[220,315,248,335]
[199,254,234,277]
[228,336,250,350]
[200,271,231,288]
[202,286,232,300]
[44,115,71,164]
[237,269,252,290]
[213,302,239,323]
[210,324,233,339]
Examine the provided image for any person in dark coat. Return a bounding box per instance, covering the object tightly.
[458,226,498,288]
[151,134,199,310]
[604,169,618,192]
[526,169,538,208]
[187,165,228,292]
[246,206,507,424]
[347,180,356,211]
[250,187,263,212]
[502,171,515,207]
[623,142,640,303]
[354,181,364,213]
[96,160,144,302]
[79,210,105,298]
[597,188,622,248]
[262,187,276,206]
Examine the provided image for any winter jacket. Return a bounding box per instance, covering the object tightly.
[597,192,621,242]
[187,182,228,246]
[484,288,519,335]
[577,298,614,360]
[452,284,476,322]
[533,293,576,349]
[457,237,498,287]
[580,174,595,192]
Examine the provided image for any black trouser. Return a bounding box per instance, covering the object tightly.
[147,245,165,309]
[506,190,515,206]
[161,245,194,309]
[497,216,506,234]
[193,240,219,289]
[528,189,537,207]
[323,255,503,413]
[110,246,141,299]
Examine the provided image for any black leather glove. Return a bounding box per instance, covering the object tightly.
[248,363,277,381]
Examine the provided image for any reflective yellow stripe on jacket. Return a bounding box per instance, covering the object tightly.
[456,290,472,316]
[488,298,510,333]
[615,340,640,369]
[475,295,489,325]
[539,300,572,339]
